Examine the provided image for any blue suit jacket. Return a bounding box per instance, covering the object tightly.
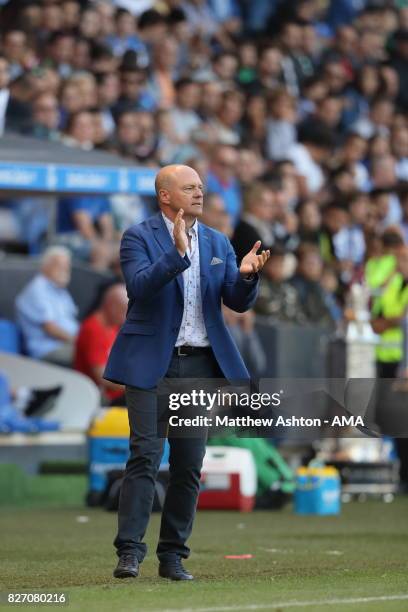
[103,212,259,389]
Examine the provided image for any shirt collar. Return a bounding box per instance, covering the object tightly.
[161,211,198,238]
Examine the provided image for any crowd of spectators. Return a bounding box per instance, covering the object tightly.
[0,0,408,381]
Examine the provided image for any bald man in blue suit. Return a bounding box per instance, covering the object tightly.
[104,164,269,581]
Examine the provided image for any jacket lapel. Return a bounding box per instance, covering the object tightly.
[151,212,184,299]
[198,223,211,301]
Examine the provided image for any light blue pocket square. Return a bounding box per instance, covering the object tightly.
[210,257,223,265]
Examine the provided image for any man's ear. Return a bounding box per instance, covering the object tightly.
[159,188,170,204]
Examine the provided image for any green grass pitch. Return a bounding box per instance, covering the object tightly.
[1,496,408,611]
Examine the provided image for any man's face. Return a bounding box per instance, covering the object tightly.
[259,48,282,76]
[118,112,139,145]
[299,253,322,281]
[213,55,238,81]
[212,147,238,182]
[45,255,71,287]
[51,35,74,64]
[4,31,26,62]
[33,94,59,130]
[177,83,200,110]
[120,70,146,100]
[300,201,321,230]
[98,73,119,106]
[160,167,204,219]
[326,209,349,233]
[343,136,367,162]
[70,112,94,143]
[373,194,390,220]
[350,196,369,224]
[250,189,276,222]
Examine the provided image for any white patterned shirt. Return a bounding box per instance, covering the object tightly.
[162,213,209,347]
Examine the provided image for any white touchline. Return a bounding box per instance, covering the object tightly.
[155,594,408,612]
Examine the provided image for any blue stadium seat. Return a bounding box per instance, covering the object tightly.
[0,320,21,354]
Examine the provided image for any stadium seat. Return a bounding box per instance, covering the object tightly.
[0,319,21,354]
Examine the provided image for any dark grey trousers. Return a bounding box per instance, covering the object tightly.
[114,349,223,563]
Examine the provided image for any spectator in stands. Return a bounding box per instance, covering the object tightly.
[254,245,305,323]
[392,127,408,181]
[287,120,335,198]
[232,182,276,262]
[241,93,267,150]
[365,227,404,291]
[106,8,144,59]
[113,62,155,116]
[334,192,368,279]
[236,148,264,188]
[108,109,140,159]
[351,96,395,140]
[75,282,127,404]
[58,79,83,127]
[62,0,81,30]
[198,80,223,122]
[208,89,245,146]
[250,45,284,95]
[167,78,201,144]
[319,202,350,265]
[61,110,95,150]
[390,29,408,110]
[27,92,60,141]
[2,30,28,80]
[5,68,60,133]
[339,133,370,192]
[265,87,297,161]
[90,42,118,75]
[15,246,78,366]
[95,71,120,137]
[271,176,299,252]
[207,144,241,225]
[296,199,321,245]
[291,243,336,327]
[148,36,179,109]
[71,37,91,72]
[67,72,97,110]
[57,191,117,270]
[45,31,75,78]
[200,192,233,238]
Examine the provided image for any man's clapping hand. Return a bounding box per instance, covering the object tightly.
[173,209,188,256]
[239,241,270,277]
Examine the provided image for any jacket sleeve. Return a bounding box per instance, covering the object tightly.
[120,227,190,301]
[221,237,259,313]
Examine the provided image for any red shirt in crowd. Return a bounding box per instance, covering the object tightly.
[74,313,121,401]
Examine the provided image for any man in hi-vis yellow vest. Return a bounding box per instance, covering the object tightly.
[371,244,408,492]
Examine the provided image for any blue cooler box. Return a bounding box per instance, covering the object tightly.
[294,466,341,515]
[88,408,169,495]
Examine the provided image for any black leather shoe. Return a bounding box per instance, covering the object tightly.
[159,557,194,581]
[113,554,139,578]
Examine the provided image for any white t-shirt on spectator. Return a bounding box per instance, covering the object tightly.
[287,143,324,193]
